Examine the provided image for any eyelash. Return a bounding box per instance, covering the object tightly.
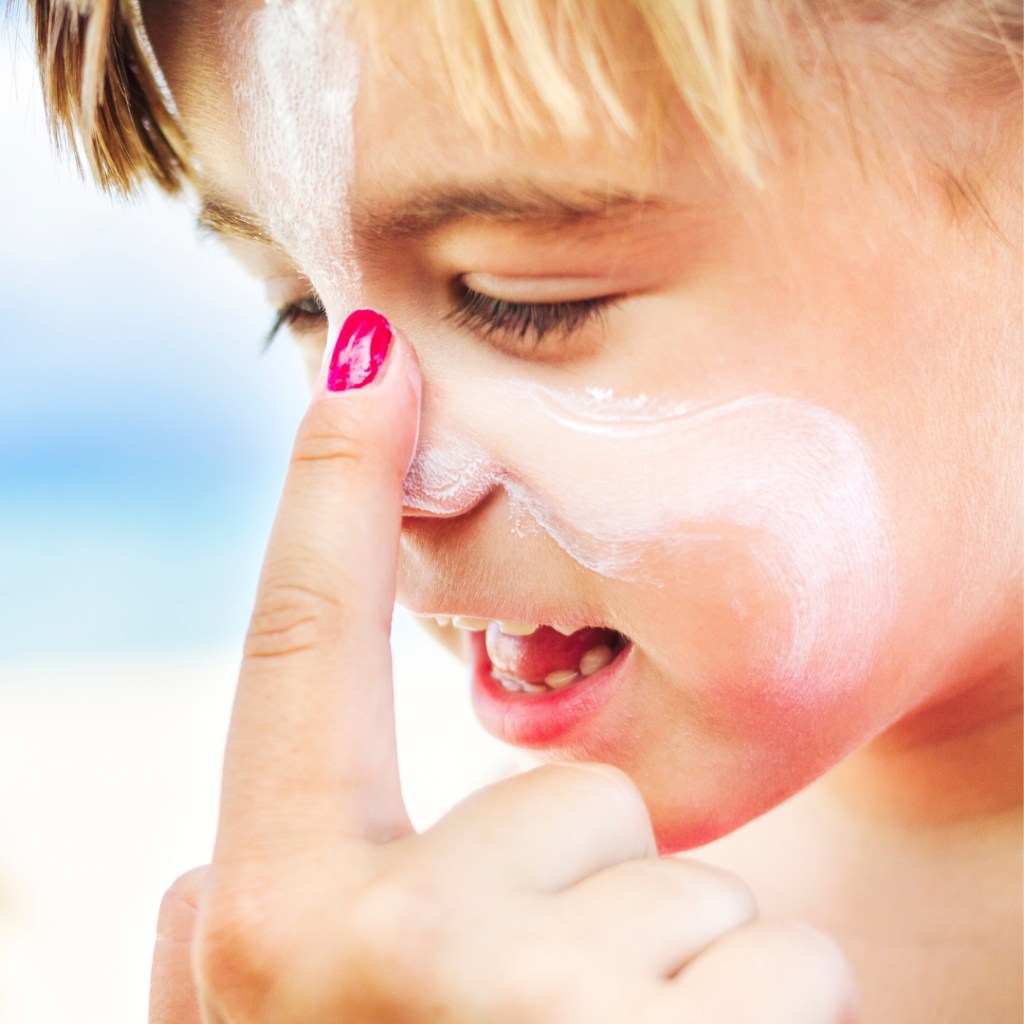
[447,287,612,346]
[264,287,612,351]
[264,294,328,350]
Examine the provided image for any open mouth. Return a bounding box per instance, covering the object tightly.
[419,615,634,747]
[432,616,628,695]
[483,620,626,693]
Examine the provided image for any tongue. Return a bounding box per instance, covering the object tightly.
[485,622,620,685]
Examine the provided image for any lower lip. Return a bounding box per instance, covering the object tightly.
[469,631,634,747]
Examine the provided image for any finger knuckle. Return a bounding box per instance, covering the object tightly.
[540,762,652,837]
[665,858,758,926]
[193,885,280,1022]
[346,873,446,974]
[293,402,375,469]
[536,762,646,812]
[245,581,344,660]
[754,919,858,1018]
[292,428,372,470]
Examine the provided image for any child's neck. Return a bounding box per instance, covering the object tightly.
[825,661,1022,828]
[690,661,1022,1024]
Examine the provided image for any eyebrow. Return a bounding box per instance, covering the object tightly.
[354,182,666,239]
[196,181,666,247]
[196,197,278,245]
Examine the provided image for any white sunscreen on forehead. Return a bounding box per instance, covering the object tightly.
[232,0,361,310]
[404,382,895,690]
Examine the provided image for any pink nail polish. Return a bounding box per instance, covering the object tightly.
[327,309,392,391]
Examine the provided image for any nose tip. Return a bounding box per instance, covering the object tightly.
[401,436,500,520]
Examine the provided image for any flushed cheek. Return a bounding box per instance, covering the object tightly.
[537,647,871,853]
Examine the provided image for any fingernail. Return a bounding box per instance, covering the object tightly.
[326,309,392,391]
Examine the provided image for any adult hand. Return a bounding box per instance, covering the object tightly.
[149,310,856,1023]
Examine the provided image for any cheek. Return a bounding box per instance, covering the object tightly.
[548,608,877,853]
[404,380,899,849]
[407,380,898,698]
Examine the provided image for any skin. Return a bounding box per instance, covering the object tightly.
[141,1,1022,1021]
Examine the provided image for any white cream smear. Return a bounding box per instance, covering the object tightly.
[404,381,895,692]
[233,0,361,311]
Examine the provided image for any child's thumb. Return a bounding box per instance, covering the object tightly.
[149,865,207,1024]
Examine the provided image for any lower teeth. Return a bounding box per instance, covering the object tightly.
[491,631,624,694]
[544,669,578,689]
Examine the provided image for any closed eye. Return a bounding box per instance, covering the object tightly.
[264,294,328,350]
[446,286,613,347]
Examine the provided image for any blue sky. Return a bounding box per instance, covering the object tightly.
[0,21,309,660]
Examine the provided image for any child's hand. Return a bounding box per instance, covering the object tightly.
[149,313,856,1023]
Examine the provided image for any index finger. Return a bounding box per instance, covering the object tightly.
[215,310,421,862]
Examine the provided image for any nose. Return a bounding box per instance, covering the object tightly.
[399,368,504,521]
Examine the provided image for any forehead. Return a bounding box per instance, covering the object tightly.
[143,0,696,233]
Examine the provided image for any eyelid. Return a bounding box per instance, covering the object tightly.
[263,274,311,308]
[462,273,617,303]
[264,293,327,350]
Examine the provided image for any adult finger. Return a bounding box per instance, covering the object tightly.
[416,763,657,890]
[665,919,858,1024]
[558,857,757,976]
[216,309,421,862]
[149,866,207,1024]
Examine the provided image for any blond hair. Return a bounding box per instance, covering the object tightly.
[25,0,1023,195]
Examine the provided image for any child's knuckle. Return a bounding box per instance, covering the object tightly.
[293,402,375,469]
[193,887,281,1021]
[670,859,758,926]
[754,919,858,1015]
[347,873,445,966]
[537,762,651,831]
[244,580,343,660]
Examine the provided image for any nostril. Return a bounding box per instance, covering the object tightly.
[401,438,501,518]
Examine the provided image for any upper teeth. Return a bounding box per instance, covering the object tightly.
[442,618,584,639]
[448,618,540,635]
[451,616,489,631]
[498,621,538,636]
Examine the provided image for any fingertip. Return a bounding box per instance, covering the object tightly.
[400,328,422,404]
[393,327,423,473]
[323,308,393,393]
[319,309,420,404]
[300,311,420,480]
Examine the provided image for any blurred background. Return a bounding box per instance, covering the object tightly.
[0,15,513,1022]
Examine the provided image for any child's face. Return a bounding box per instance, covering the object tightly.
[147,0,1021,849]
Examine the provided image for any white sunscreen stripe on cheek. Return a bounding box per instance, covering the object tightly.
[231,0,361,315]
[403,382,896,691]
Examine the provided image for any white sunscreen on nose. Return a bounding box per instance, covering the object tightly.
[404,381,895,691]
